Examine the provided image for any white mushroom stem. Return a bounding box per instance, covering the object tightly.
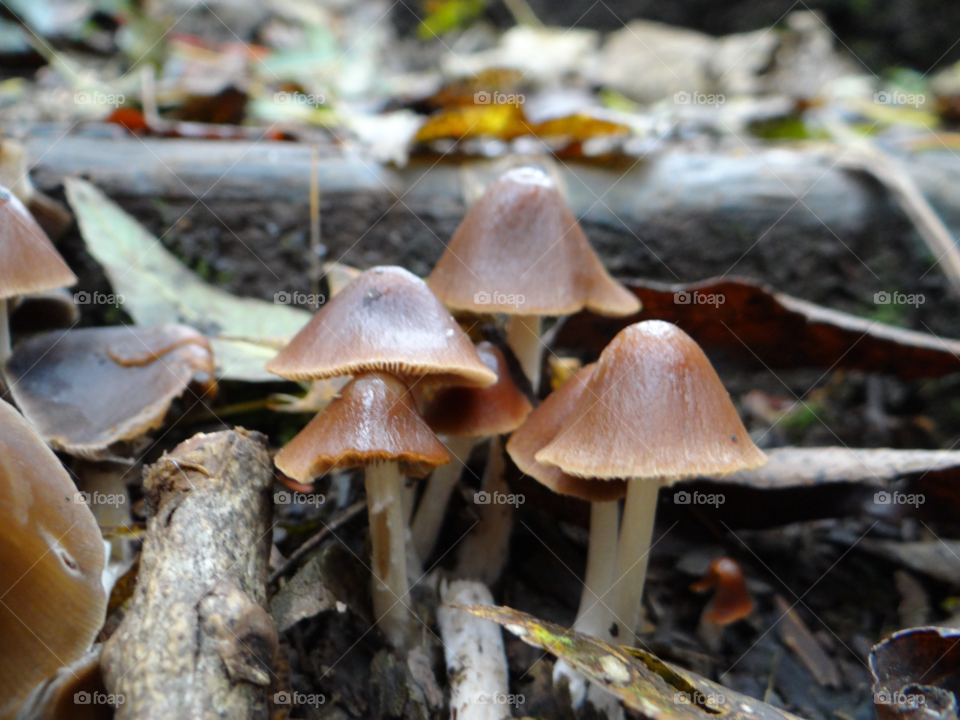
[454,437,513,586]
[411,434,478,561]
[554,500,620,707]
[438,579,511,720]
[574,500,619,638]
[365,460,416,650]
[609,478,661,642]
[505,314,542,393]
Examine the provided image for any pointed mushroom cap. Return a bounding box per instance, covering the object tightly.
[274,372,450,482]
[427,167,640,317]
[0,399,106,717]
[422,342,533,437]
[536,320,767,482]
[266,266,496,387]
[506,364,626,502]
[0,186,76,299]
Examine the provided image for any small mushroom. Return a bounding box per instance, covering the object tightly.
[535,321,767,643]
[274,372,449,650]
[690,557,754,626]
[427,167,639,392]
[0,399,106,718]
[412,341,532,562]
[2,325,215,460]
[0,185,77,365]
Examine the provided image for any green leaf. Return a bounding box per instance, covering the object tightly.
[64,178,311,381]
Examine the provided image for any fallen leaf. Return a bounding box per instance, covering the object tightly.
[269,555,334,633]
[64,178,311,381]
[456,604,804,720]
[553,277,960,379]
[415,103,526,143]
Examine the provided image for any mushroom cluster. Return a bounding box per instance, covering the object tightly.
[255,168,769,720]
[265,265,496,650]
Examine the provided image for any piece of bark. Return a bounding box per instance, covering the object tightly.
[101,428,277,720]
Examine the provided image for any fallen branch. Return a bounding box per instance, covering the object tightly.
[101,429,277,720]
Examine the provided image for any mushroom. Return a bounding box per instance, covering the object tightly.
[535,320,767,643]
[507,364,626,706]
[0,398,106,718]
[690,557,754,626]
[427,167,639,392]
[413,341,532,562]
[265,266,496,650]
[0,185,77,365]
[273,373,449,650]
[15,645,112,720]
[2,325,215,460]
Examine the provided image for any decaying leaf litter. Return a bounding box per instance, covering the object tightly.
[6,0,960,719]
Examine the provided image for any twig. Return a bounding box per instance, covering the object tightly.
[824,117,960,297]
[269,500,366,584]
[310,145,323,309]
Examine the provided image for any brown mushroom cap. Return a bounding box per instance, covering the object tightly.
[506,364,626,502]
[274,372,451,482]
[3,325,215,459]
[266,266,496,387]
[0,186,77,299]
[422,342,533,437]
[690,557,754,626]
[536,320,767,481]
[427,167,640,317]
[0,399,106,717]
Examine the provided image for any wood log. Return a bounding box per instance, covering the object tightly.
[100,428,277,720]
